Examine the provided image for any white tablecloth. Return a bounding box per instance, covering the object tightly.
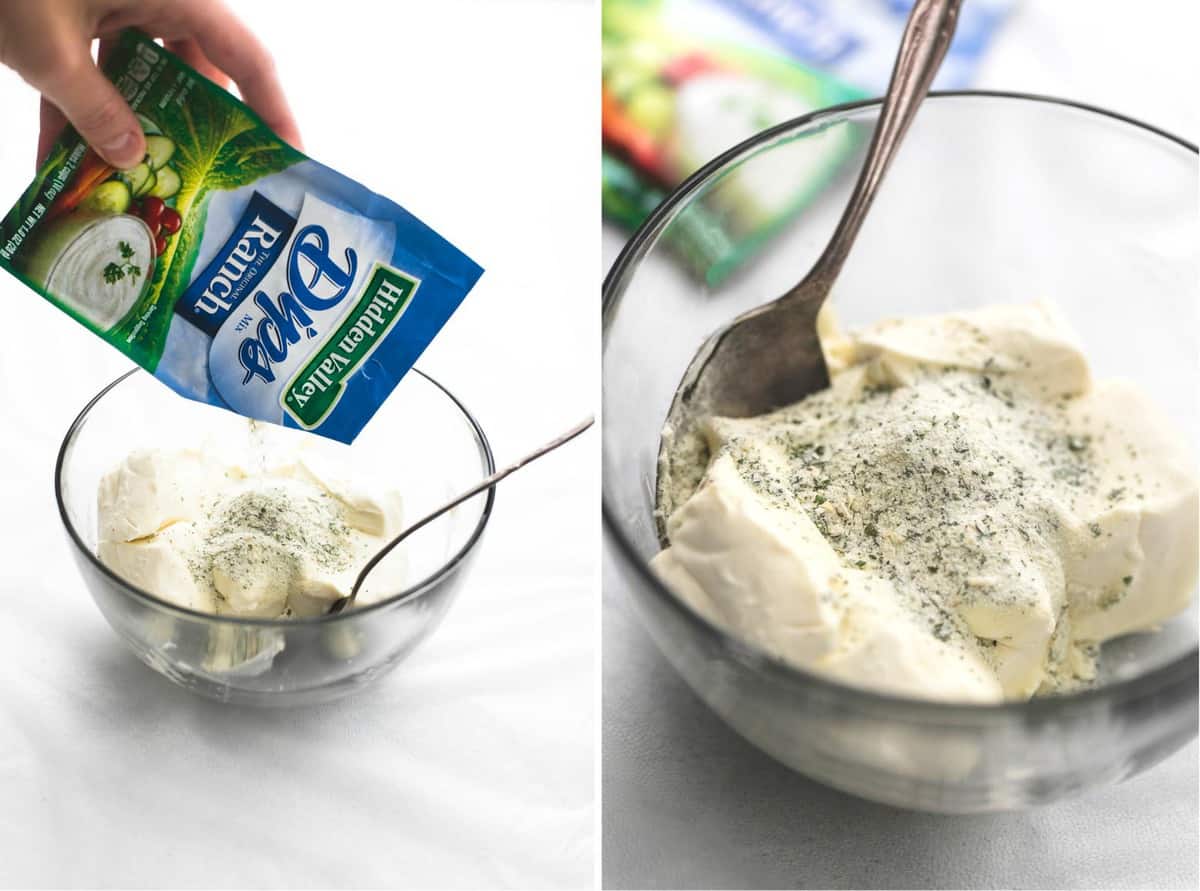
[602,1,1198,887]
[0,2,595,887]
[603,550,1198,890]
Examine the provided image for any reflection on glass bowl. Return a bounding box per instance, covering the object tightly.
[603,92,1199,812]
[57,368,494,706]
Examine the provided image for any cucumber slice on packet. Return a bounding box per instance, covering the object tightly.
[79,180,132,214]
[120,163,156,198]
[145,135,175,170]
[135,171,156,198]
[149,166,181,200]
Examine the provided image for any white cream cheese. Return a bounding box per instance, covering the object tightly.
[653,302,1198,703]
[97,431,406,618]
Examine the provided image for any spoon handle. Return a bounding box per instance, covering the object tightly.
[802,0,961,290]
[344,416,595,604]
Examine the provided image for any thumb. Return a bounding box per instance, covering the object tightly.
[39,53,145,169]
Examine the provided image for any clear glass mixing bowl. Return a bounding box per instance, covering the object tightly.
[603,92,1198,812]
[57,369,494,706]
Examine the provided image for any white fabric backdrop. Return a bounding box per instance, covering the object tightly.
[601,1,1199,888]
[0,2,596,888]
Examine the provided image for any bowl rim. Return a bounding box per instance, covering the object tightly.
[602,89,1200,717]
[56,367,497,627]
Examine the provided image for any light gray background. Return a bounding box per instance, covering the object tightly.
[602,1,1199,888]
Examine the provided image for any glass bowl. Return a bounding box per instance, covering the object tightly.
[57,368,495,706]
[602,92,1198,812]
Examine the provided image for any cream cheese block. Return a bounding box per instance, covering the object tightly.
[655,302,1198,702]
[97,430,406,618]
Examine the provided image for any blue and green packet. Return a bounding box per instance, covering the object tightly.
[602,0,867,286]
[0,29,482,443]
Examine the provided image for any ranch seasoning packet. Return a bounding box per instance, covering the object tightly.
[0,30,483,443]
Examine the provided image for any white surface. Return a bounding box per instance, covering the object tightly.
[602,1,1199,888]
[603,548,1199,890]
[0,1,596,888]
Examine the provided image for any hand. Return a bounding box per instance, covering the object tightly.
[0,0,302,170]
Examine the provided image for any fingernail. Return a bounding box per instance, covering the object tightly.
[103,131,142,169]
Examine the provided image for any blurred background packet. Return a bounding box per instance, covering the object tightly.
[601,0,1016,285]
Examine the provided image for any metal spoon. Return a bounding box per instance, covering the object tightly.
[327,416,594,614]
[663,0,961,428]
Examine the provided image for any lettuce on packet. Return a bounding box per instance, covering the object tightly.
[0,30,482,443]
